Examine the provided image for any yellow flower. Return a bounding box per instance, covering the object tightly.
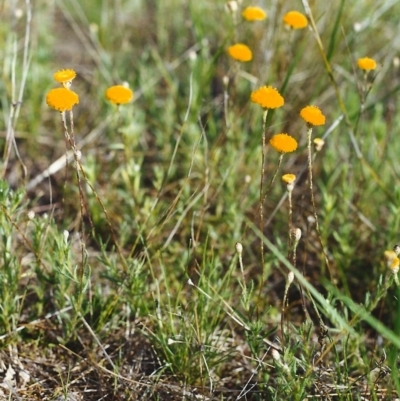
[283,11,308,29]
[282,173,296,184]
[242,6,267,21]
[106,85,134,105]
[53,69,76,88]
[384,250,397,267]
[46,88,79,112]
[313,138,325,151]
[250,86,284,109]
[300,106,325,126]
[390,257,400,274]
[270,134,298,153]
[227,43,253,62]
[357,57,377,71]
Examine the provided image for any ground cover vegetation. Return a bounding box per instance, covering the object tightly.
[1,0,400,399]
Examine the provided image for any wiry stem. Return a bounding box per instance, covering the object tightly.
[306,126,334,281]
[257,109,268,311]
[61,111,86,268]
[261,153,284,206]
[61,111,128,273]
[288,189,293,238]
[281,272,294,348]
[257,131,285,311]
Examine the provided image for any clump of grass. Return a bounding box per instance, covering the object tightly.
[1,0,400,400]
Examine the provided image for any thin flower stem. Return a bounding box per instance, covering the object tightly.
[62,111,129,273]
[261,153,284,205]
[307,126,334,281]
[257,125,286,311]
[257,109,269,310]
[237,247,248,310]
[75,157,129,273]
[288,189,293,246]
[61,111,86,267]
[281,272,294,348]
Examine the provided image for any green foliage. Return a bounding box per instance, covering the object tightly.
[1,0,400,399]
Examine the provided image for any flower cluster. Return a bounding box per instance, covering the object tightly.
[228,7,308,64]
[46,69,134,112]
[46,69,79,112]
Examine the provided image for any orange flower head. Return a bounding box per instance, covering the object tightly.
[282,173,296,184]
[53,69,76,88]
[283,11,308,29]
[227,43,253,62]
[300,106,325,126]
[250,86,284,109]
[106,85,134,105]
[270,134,298,153]
[46,88,79,112]
[357,57,377,71]
[242,6,267,21]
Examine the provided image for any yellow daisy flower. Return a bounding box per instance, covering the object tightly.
[283,11,308,29]
[227,43,253,62]
[46,88,79,112]
[106,85,134,105]
[300,106,325,126]
[53,69,76,88]
[357,57,377,71]
[270,134,298,153]
[242,6,267,21]
[250,86,284,109]
[282,173,296,184]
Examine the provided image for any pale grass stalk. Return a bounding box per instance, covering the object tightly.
[80,313,116,370]
[2,0,31,179]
